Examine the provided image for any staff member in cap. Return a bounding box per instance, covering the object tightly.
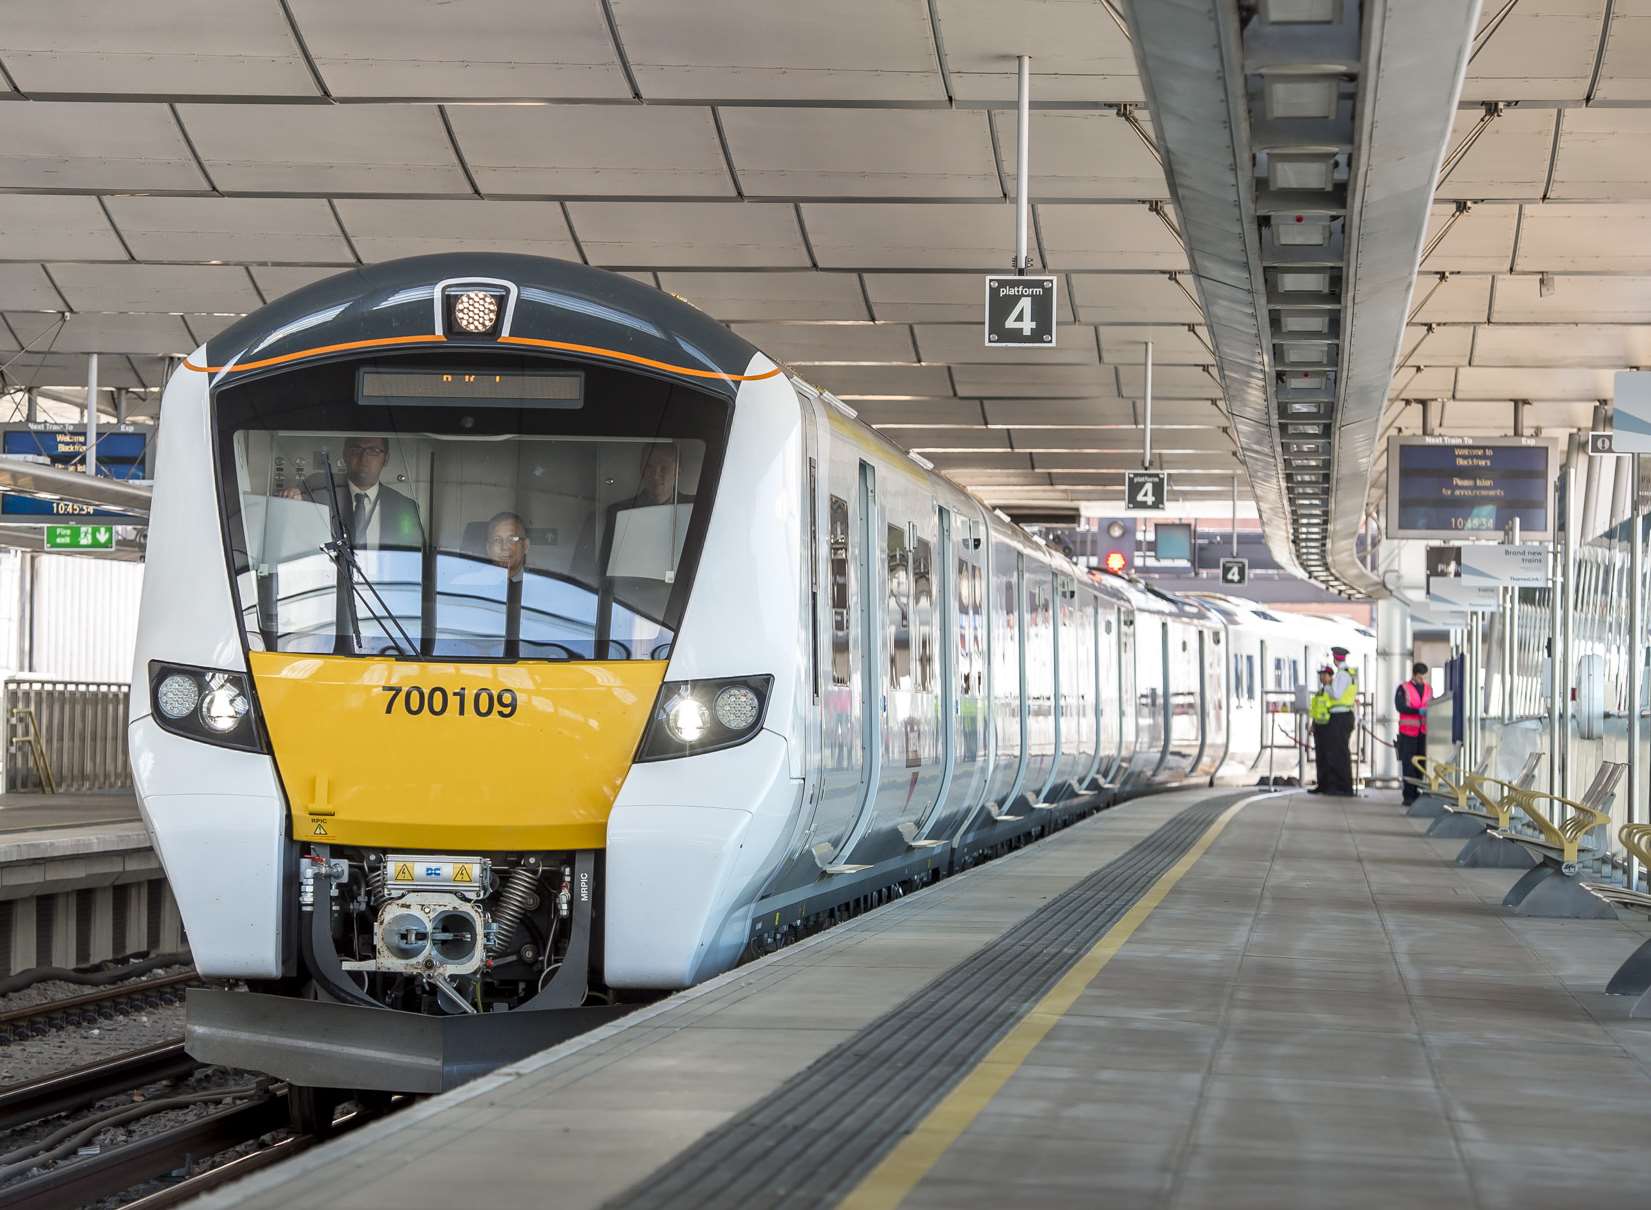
[1322,646,1359,795]
[1307,665,1335,793]
[1394,661,1432,804]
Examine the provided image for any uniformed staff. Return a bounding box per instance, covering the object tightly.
[1320,645,1358,795]
[1394,661,1433,804]
[1308,665,1335,794]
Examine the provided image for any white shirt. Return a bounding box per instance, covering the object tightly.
[346,482,383,548]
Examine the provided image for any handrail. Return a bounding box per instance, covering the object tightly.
[1464,772,1535,829]
[1507,788,1612,867]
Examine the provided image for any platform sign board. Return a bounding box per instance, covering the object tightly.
[1125,470,1167,511]
[1428,576,1499,612]
[1614,372,1651,454]
[1425,545,1461,578]
[1588,431,1616,456]
[1219,557,1249,585]
[1385,435,1554,541]
[44,524,114,551]
[984,275,1058,347]
[1460,543,1547,589]
[0,423,148,524]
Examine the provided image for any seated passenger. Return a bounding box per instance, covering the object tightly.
[572,442,693,582]
[485,511,529,580]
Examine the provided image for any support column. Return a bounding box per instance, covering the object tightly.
[1630,455,1644,892]
[84,354,99,478]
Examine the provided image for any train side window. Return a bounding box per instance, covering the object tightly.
[887,522,911,688]
[1291,658,1300,687]
[957,556,971,695]
[970,563,985,689]
[1246,654,1256,700]
[828,495,850,686]
[913,536,934,692]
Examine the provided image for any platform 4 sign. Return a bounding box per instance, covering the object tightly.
[1125,471,1167,511]
[44,524,113,551]
[1219,557,1248,585]
[983,275,1058,347]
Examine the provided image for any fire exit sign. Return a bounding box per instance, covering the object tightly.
[44,524,114,551]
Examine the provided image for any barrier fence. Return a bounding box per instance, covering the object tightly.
[4,678,131,793]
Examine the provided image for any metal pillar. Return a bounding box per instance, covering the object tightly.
[1547,473,1563,801]
[1014,55,1030,271]
[84,354,98,477]
[1231,473,1239,557]
[1501,586,1515,723]
[1630,454,1644,891]
[24,390,36,424]
[1561,441,1579,800]
[1142,341,1153,468]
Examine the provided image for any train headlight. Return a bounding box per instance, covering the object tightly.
[638,676,773,762]
[147,662,265,753]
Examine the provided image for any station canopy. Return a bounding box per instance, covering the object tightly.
[0,1,1645,523]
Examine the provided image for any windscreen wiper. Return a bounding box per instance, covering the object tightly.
[320,455,416,657]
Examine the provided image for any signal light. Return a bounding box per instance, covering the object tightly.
[1104,550,1128,574]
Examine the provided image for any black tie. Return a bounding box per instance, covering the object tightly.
[352,492,368,543]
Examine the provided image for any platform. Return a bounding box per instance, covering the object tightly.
[0,790,140,835]
[191,787,1651,1210]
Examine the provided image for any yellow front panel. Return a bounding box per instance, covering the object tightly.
[249,653,665,851]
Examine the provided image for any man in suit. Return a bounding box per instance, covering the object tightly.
[572,442,693,582]
[279,435,422,549]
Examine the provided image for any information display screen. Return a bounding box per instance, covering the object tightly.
[0,424,148,522]
[1386,436,1553,540]
[1152,522,1194,564]
[358,368,584,409]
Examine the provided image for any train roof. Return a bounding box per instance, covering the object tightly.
[197,254,766,397]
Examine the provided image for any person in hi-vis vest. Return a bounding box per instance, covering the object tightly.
[1308,665,1335,793]
[1395,662,1433,804]
[1318,646,1358,795]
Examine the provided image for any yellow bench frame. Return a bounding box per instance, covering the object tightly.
[1411,756,1468,809]
[1503,787,1613,873]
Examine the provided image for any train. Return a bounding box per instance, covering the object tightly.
[126,254,1374,1099]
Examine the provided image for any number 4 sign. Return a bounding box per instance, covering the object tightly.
[984,276,1058,348]
[1125,470,1167,511]
[1220,557,1249,585]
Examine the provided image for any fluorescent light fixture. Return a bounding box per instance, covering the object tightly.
[1269,157,1335,191]
[1263,0,1342,22]
[1283,344,1325,364]
[1277,271,1331,293]
[1265,76,1339,120]
[1280,313,1330,334]
[1275,219,1333,246]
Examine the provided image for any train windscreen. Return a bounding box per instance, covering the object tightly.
[213,355,729,661]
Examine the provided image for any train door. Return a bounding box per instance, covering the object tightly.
[1097,603,1122,785]
[1191,629,1210,774]
[806,459,877,865]
[1073,592,1102,793]
[1022,563,1056,802]
[981,538,1026,814]
[930,508,989,838]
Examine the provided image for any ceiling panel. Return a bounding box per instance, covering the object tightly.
[1017,427,1233,453]
[1594,1,1651,101]
[334,199,581,260]
[863,272,1076,322]
[913,322,1099,365]
[1,1,316,96]
[1035,450,1235,472]
[657,271,868,321]
[1114,364,1220,399]
[805,365,954,397]
[1400,324,1474,366]
[1097,325,1212,365]
[1460,0,1609,103]
[286,0,630,99]
[177,104,468,194]
[924,450,1034,472]
[1386,366,1458,397]
[5,311,193,355]
[948,468,1052,486]
[1419,203,1517,272]
[991,111,1166,199]
[0,195,126,261]
[249,265,348,302]
[1548,108,1651,200]
[1038,204,1188,271]
[1411,274,1493,322]
[104,196,353,264]
[892,427,1011,450]
[1469,323,1651,366]
[446,105,733,196]
[0,353,154,389]
[1068,273,1203,324]
[720,108,997,199]
[565,201,807,267]
[0,102,205,191]
[951,363,1118,397]
[183,313,245,344]
[802,203,1009,270]
[0,265,65,311]
[1490,273,1651,320]
[46,263,262,313]
[1435,106,1557,200]
[856,399,985,426]
[607,0,945,102]
[1514,203,1651,271]
[731,322,916,364]
[933,0,1141,103]
[1434,398,1598,431]
[1453,365,1619,399]
[982,399,1137,426]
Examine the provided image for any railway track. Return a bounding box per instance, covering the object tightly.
[0,972,199,1044]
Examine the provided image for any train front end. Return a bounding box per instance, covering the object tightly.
[128,255,800,1092]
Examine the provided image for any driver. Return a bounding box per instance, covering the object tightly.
[278,435,422,549]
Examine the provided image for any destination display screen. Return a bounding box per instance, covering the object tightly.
[0,425,148,522]
[1386,436,1553,540]
[358,368,584,409]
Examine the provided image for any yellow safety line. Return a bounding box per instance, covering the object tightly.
[838,793,1257,1210]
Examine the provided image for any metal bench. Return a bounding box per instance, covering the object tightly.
[1405,752,1487,819]
[1584,824,1651,1019]
[1426,751,1544,842]
[1491,761,1623,920]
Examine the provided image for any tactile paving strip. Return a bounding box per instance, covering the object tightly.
[605,790,1251,1210]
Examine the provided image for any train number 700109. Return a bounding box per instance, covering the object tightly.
[380,686,518,718]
